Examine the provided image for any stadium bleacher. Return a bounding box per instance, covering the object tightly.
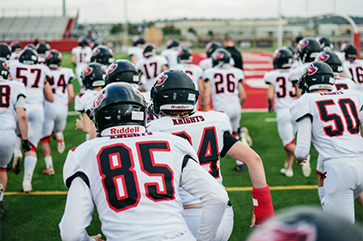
[0,16,73,40]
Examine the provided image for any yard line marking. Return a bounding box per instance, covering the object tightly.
[6,185,319,195]
[265,118,277,122]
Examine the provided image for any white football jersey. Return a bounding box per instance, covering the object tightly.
[8,61,51,105]
[290,90,363,160]
[264,68,296,109]
[71,46,92,66]
[74,89,99,112]
[172,63,203,90]
[48,67,74,105]
[148,111,231,204]
[161,48,180,68]
[10,52,20,61]
[127,46,144,62]
[333,75,357,91]
[0,79,26,130]
[199,58,235,70]
[203,66,244,111]
[342,59,363,93]
[136,55,168,92]
[62,131,227,241]
[289,62,310,83]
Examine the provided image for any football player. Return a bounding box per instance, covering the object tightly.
[127,36,145,64]
[161,39,181,68]
[171,48,204,107]
[199,42,235,70]
[290,62,363,224]
[0,60,31,217]
[8,48,54,192]
[40,50,75,175]
[135,44,168,92]
[71,37,92,88]
[90,45,114,68]
[202,48,249,172]
[74,63,105,140]
[341,43,363,93]
[36,42,51,64]
[265,48,311,178]
[59,82,229,241]
[289,38,321,97]
[148,70,274,239]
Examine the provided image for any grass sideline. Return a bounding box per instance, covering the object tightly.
[1,52,362,240]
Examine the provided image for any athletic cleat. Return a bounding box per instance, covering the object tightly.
[42,167,55,175]
[302,154,311,177]
[55,132,65,154]
[22,175,33,193]
[12,152,22,175]
[285,169,293,177]
[234,164,245,172]
[239,127,253,147]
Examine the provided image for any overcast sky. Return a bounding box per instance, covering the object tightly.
[2,0,363,23]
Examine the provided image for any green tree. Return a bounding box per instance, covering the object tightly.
[110,23,123,34]
[208,30,214,38]
[162,24,181,35]
[188,27,197,36]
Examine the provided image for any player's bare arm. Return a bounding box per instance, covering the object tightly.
[67,84,75,108]
[202,81,211,111]
[238,82,247,106]
[267,84,274,111]
[43,81,54,102]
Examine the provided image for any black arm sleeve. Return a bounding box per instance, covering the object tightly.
[66,171,90,189]
[220,131,238,158]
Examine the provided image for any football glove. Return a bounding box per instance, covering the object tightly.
[22,139,32,152]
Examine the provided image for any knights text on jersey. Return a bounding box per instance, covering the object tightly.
[0,79,26,130]
[172,64,203,89]
[48,67,74,105]
[8,61,51,104]
[71,46,92,65]
[62,132,200,240]
[203,66,244,110]
[135,56,168,91]
[290,90,363,159]
[264,69,296,109]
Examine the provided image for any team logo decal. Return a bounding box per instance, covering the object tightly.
[84,66,93,76]
[318,52,330,62]
[298,39,309,52]
[155,73,168,86]
[94,91,107,109]
[2,62,9,70]
[342,44,349,51]
[58,52,62,60]
[92,48,100,56]
[307,63,318,75]
[273,50,281,59]
[46,52,53,60]
[216,52,225,59]
[107,63,118,74]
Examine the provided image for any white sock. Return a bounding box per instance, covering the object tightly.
[44,156,53,169]
[318,187,325,206]
[236,160,244,165]
[23,155,37,180]
[0,192,4,202]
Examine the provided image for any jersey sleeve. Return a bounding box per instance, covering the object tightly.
[289,97,312,122]
[71,47,77,55]
[203,69,212,82]
[74,94,85,112]
[63,149,90,188]
[264,71,274,85]
[289,66,304,83]
[67,68,75,83]
[160,56,168,66]
[236,69,244,82]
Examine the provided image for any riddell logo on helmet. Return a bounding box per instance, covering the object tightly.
[307,64,318,75]
[107,63,117,74]
[171,105,189,109]
[155,74,168,86]
[110,126,140,135]
[318,52,330,62]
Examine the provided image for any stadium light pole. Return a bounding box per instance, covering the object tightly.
[62,0,66,16]
[277,0,283,48]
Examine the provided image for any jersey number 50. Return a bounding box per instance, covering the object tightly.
[97,142,174,212]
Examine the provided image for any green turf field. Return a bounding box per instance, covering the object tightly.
[1,53,362,240]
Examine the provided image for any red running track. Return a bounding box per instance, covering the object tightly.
[192,52,273,111]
